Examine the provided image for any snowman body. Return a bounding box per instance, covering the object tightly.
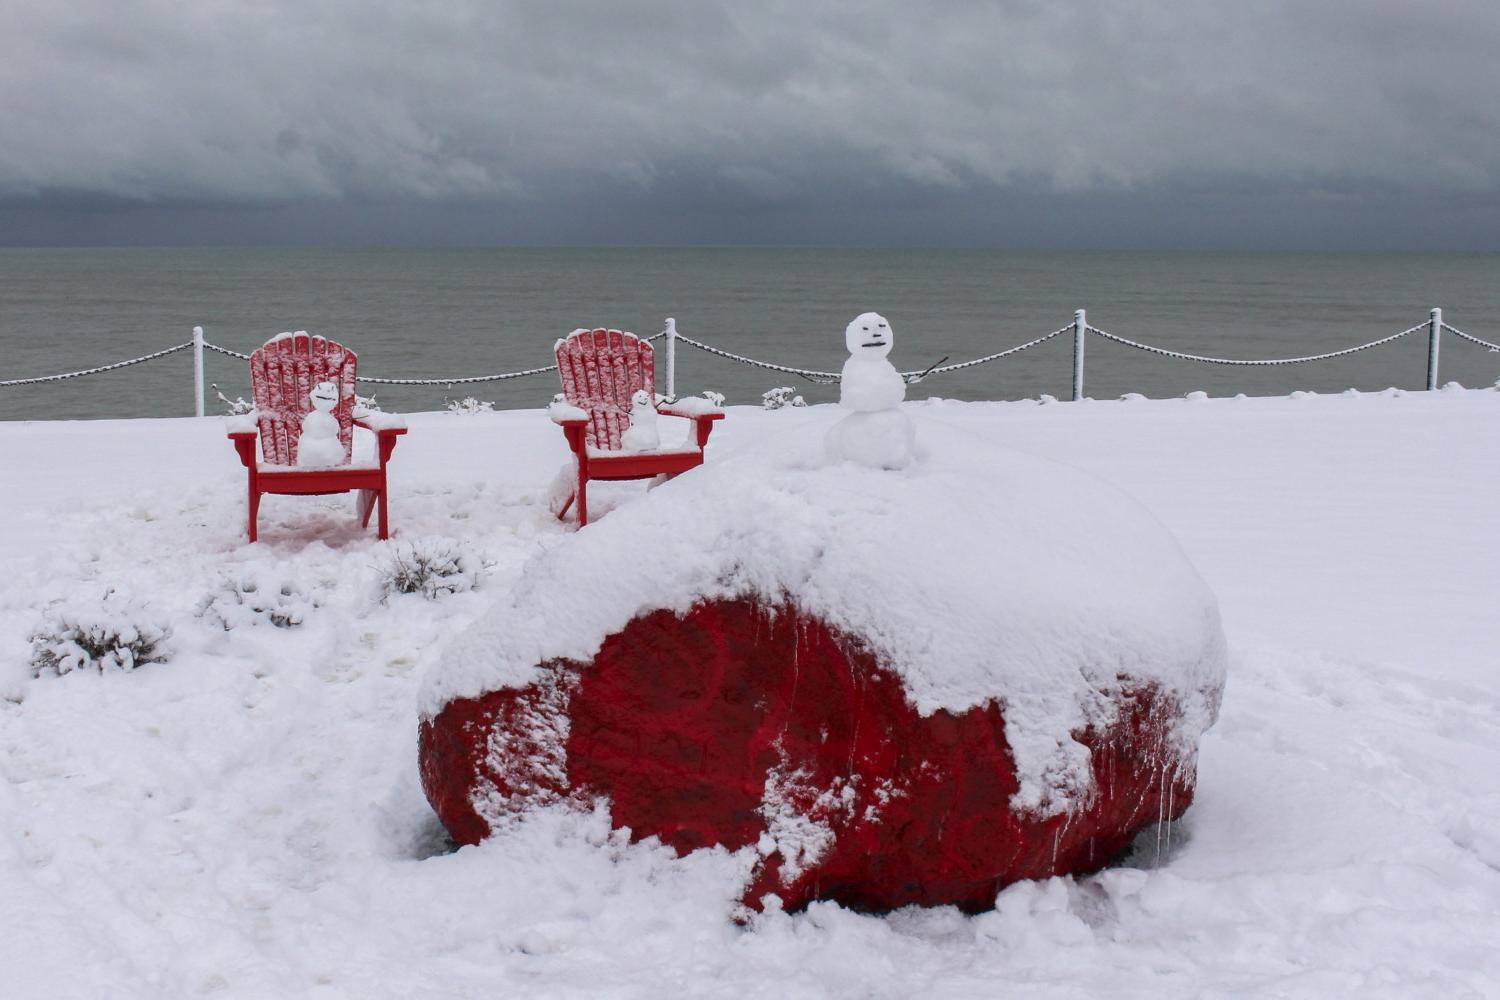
[825,408,917,470]
[296,381,347,467]
[825,312,917,470]
[619,389,661,452]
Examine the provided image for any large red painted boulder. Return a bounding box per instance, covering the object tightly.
[420,417,1226,913]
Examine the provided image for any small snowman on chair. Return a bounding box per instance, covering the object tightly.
[296,380,347,467]
[619,389,661,452]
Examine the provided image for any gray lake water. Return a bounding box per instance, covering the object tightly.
[2,247,1498,421]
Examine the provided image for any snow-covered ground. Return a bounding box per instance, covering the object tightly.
[2,388,1499,999]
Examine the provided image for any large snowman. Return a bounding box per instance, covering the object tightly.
[824,311,916,469]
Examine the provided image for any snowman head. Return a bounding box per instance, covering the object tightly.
[845,312,893,359]
[630,389,654,411]
[309,380,339,413]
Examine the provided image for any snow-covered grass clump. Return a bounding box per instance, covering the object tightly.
[762,386,806,409]
[380,537,484,600]
[197,573,321,629]
[30,592,170,676]
[444,395,495,415]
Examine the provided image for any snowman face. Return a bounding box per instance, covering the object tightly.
[309,381,339,411]
[845,312,893,358]
[630,389,653,409]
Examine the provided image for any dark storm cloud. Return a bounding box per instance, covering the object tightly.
[3,0,1498,247]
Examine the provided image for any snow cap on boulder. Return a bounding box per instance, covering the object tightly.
[423,422,1227,815]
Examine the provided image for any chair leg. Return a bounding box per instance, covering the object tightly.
[377,488,390,540]
[555,492,575,521]
[357,489,376,528]
[577,470,589,527]
[247,487,261,543]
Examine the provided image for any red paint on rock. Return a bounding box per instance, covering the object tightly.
[419,598,1196,913]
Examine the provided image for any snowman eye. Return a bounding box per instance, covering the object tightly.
[878,322,886,328]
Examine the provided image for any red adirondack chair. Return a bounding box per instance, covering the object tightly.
[549,328,724,527]
[227,332,407,543]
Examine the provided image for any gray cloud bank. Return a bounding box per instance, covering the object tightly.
[3,0,1498,248]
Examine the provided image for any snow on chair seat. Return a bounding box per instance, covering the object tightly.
[549,327,724,527]
[226,331,407,543]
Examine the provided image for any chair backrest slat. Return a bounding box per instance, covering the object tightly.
[248,333,358,465]
[554,328,654,451]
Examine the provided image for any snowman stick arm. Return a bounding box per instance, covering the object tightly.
[904,356,949,384]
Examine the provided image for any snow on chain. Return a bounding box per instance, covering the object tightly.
[1085,323,1428,366]
[1441,322,1500,353]
[673,325,1072,382]
[204,333,670,386]
[0,341,194,386]
[7,319,1491,391]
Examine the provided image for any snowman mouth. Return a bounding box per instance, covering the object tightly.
[861,340,884,347]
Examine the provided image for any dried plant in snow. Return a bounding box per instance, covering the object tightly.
[380,539,483,600]
[31,593,171,677]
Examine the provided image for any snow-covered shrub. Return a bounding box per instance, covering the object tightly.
[30,594,171,677]
[211,383,253,416]
[700,390,726,407]
[198,575,320,630]
[381,539,483,600]
[355,393,382,413]
[445,395,495,415]
[762,387,806,410]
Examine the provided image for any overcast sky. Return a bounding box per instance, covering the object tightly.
[3,0,1498,249]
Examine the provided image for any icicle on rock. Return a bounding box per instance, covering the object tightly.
[296,381,346,467]
[825,312,917,470]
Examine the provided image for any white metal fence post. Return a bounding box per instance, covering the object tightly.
[1072,309,1087,401]
[664,317,677,401]
[1427,308,1442,391]
[193,325,206,417]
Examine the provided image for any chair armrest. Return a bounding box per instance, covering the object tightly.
[355,420,407,466]
[228,430,258,469]
[656,398,725,421]
[353,410,407,432]
[548,401,590,426]
[657,400,725,450]
[226,411,259,434]
[548,402,589,458]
